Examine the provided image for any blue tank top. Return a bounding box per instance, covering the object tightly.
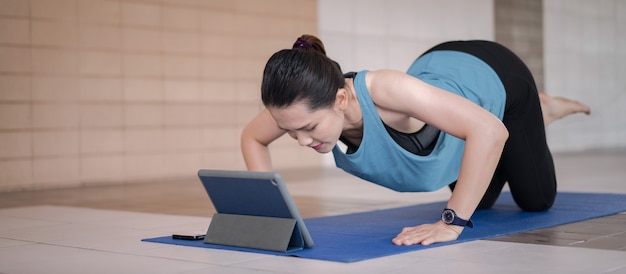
[332,50,506,192]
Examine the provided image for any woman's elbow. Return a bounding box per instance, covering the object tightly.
[240,124,253,145]
[492,121,509,148]
[476,119,508,149]
[240,125,263,152]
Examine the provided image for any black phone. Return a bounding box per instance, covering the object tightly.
[172,232,205,240]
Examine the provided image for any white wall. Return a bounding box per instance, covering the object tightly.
[544,0,626,151]
[317,0,494,165]
[318,0,494,73]
[318,0,625,164]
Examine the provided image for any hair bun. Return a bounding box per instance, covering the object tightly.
[292,35,327,56]
[293,37,313,49]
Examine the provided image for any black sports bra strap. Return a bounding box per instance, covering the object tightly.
[344,71,357,78]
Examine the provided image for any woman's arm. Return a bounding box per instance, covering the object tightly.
[368,70,509,245]
[240,109,286,171]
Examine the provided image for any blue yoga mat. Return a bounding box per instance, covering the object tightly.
[142,192,626,263]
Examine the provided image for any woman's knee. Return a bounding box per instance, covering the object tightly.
[515,192,556,212]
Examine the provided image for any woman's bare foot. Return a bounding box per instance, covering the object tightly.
[539,92,591,125]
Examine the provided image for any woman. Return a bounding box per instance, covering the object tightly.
[241,35,590,246]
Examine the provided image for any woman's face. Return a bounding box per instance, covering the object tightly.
[268,100,344,154]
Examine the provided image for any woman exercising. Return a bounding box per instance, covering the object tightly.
[241,35,590,246]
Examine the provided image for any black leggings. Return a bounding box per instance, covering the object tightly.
[423,41,556,212]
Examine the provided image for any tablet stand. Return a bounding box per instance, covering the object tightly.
[204,213,305,252]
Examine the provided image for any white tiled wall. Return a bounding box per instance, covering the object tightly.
[318,0,625,163]
[318,0,494,73]
[544,0,626,151]
[318,0,494,165]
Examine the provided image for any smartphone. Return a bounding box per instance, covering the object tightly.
[172,232,206,240]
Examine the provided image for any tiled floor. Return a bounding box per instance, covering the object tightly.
[0,150,625,273]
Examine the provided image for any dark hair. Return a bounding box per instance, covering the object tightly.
[261,35,344,111]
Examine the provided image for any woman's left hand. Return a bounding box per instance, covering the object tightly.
[392,221,463,246]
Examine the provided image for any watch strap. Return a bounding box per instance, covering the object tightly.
[443,208,474,228]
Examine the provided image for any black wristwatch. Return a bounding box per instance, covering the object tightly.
[441,208,473,228]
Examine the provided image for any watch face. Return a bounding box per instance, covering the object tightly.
[442,210,454,224]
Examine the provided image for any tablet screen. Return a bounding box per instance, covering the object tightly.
[197,169,314,248]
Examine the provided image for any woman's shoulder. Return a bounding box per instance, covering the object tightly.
[365,69,409,87]
[366,69,418,104]
[366,69,445,118]
[363,70,421,117]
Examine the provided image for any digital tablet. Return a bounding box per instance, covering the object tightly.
[197,169,314,249]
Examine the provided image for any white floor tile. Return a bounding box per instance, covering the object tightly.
[0,238,32,248]
[136,245,273,266]
[0,244,211,274]
[0,215,64,232]
[0,151,624,273]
